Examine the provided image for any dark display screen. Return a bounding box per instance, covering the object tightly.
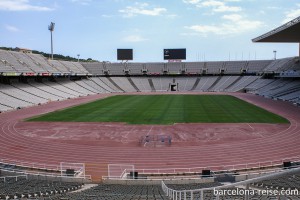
[117,49,133,60]
[164,49,186,60]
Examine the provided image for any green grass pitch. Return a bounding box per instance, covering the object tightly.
[27,95,289,125]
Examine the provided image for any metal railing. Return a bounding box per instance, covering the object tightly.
[162,166,300,200]
[102,156,300,180]
[134,156,300,175]
[0,159,91,181]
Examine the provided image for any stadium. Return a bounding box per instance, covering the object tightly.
[1,8,300,200]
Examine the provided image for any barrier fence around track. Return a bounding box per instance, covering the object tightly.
[1,156,300,181]
[0,158,60,171]
[107,164,135,179]
[0,168,92,181]
[161,167,300,200]
[60,162,86,178]
[103,156,300,180]
[0,159,91,180]
[0,175,28,182]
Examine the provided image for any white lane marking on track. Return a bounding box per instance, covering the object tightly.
[247,123,254,131]
[121,127,135,144]
[146,126,153,136]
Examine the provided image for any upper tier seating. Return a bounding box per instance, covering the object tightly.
[0,50,32,73]
[81,62,104,75]
[1,49,298,76]
[0,50,88,74]
[247,60,272,72]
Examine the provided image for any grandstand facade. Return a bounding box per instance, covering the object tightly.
[1,49,300,113]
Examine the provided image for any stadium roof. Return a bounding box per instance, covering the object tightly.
[252,16,300,43]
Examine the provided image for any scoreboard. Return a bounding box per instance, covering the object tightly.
[164,49,186,60]
[117,49,133,60]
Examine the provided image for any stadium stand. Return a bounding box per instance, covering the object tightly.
[28,81,71,100]
[48,60,71,74]
[251,172,300,191]
[2,49,295,76]
[176,77,197,91]
[106,63,125,75]
[264,57,295,72]
[254,79,285,95]
[82,78,109,93]
[99,77,124,92]
[146,63,165,74]
[60,79,98,95]
[247,60,272,72]
[10,51,47,73]
[0,50,91,75]
[81,62,104,75]
[1,74,299,112]
[1,47,300,200]
[208,76,240,92]
[72,61,89,74]
[0,175,83,200]
[166,62,182,74]
[150,77,172,91]
[162,167,300,200]
[59,61,88,75]
[90,77,116,93]
[1,168,295,200]
[1,166,300,200]
[127,62,144,75]
[246,78,276,92]
[193,76,219,91]
[56,183,168,200]
[279,89,300,102]
[224,61,247,74]
[225,76,259,92]
[27,53,59,73]
[0,83,47,105]
[185,62,205,74]
[131,77,153,92]
[252,79,300,103]
[0,89,33,109]
[45,79,83,97]
[111,77,138,92]
[205,62,224,74]
[74,80,100,94]
[0,50,32,73]
[2,77,120,112]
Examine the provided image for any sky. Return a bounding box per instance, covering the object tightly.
[0,0,300,62]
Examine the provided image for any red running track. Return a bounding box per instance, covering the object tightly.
[0,92,300,180]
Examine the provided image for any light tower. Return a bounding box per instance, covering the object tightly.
[48,22,55,60]
[273,50,277,60]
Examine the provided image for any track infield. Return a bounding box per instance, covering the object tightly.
[27,95,289,124]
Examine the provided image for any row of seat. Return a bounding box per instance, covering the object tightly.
[82,60,275,75]
[1,168,299,200]
[17,183,169,200]
[0,176,83,200]
[249,78,300,105]
[0,50,88,75]
[1,49,299,76]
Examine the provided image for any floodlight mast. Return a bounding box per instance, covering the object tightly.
[48,22,55,60]
[273,50,277,60]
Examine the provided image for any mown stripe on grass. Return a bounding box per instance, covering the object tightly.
[27,95,289,125]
